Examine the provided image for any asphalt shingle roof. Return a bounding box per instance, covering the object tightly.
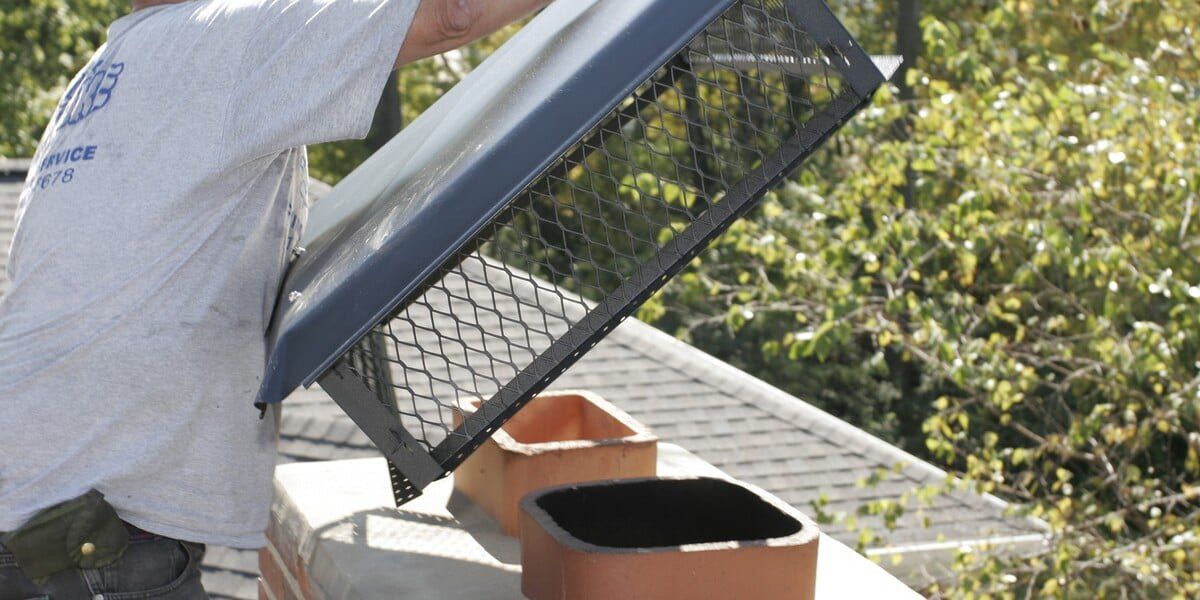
[0,160,24,296]
[0,171,1041,599]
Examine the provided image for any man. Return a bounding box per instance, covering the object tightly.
[0,0,551,596]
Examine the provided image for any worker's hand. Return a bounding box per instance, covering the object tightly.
[396,0,554,68]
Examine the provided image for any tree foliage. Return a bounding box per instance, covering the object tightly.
[0,0,119,157]
[307,28,518,182]
[642,0,1200,596]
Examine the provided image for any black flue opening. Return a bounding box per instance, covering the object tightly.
[534,478,802,548]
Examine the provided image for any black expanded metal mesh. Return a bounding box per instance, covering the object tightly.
[331,0,879,504]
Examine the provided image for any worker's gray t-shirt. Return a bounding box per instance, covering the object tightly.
[0,0,417,547]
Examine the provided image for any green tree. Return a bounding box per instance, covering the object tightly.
[641,0,1200,595]
[308,28,520,183]
[0,0,120,157]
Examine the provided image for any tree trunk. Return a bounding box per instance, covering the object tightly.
[367,71,404,152]
[895,0,922,209]
[895,0,922,103]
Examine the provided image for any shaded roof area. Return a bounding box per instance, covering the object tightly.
[0,172,1042,598]
[0,159,25,296]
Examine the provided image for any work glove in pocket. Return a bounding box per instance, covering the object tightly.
[0,489,129,581]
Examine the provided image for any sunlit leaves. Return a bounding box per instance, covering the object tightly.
[648,0,1200,595]
[0,0,120,157]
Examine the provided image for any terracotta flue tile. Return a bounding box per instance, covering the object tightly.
[519,476,820,600]
[454,390,657,536]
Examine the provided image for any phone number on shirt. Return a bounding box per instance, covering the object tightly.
[35,168,77,190]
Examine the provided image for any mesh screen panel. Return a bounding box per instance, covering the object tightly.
[320,0,883,504]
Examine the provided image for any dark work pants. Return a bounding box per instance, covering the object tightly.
[0,537,207,599]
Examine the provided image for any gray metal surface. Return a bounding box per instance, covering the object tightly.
[263,0,891,503]
[259,0,738,404]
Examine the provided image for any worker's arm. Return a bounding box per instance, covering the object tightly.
[396,0,553,68]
